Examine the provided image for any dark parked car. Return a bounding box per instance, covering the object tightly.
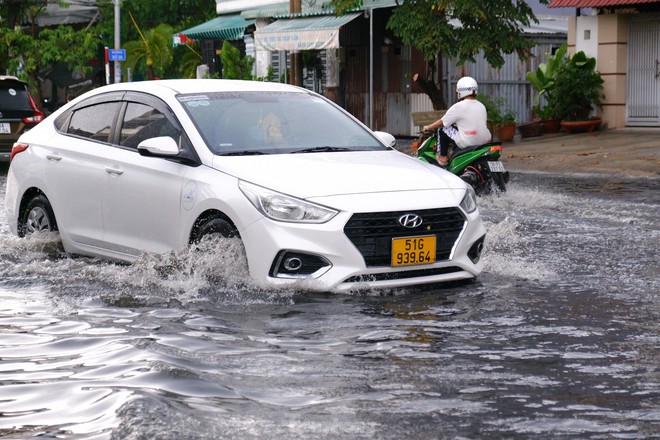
[0,76,44,162]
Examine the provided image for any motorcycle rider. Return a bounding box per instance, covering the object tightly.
[423,76,491,167]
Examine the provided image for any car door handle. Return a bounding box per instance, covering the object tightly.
[45,153,62,162]
[105,166,124,176]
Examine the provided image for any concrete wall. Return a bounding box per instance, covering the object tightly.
[597,14,628,129]
[568,14,629,129]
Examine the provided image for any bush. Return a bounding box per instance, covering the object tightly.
[552,51,605,121]
[477,94,516,126]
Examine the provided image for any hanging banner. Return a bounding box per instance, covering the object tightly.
[254,14,360,51]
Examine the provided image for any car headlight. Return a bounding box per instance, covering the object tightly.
[239,180,338,223]
[459,185,478,214]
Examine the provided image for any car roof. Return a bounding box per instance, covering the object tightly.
[0,75,28,87]
[90,79,310,97]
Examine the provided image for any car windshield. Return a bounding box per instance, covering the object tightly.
[178,91,388,155]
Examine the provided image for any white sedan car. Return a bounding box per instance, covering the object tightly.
[5,79,486,292]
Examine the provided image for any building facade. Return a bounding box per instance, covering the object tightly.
[181,0,568,135]
[550,0,660,128]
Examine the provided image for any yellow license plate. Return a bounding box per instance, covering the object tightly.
[391,235,436,267]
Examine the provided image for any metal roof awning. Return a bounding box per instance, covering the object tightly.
[35,0,99,27]
[549,0,658,6]
[253,13,361,51]
[180,14,255,41]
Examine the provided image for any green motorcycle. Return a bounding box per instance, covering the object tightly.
[415,130,509,195]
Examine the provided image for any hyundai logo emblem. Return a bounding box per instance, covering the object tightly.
[398,214,423,228]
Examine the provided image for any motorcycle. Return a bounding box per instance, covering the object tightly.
[414,130,509,195]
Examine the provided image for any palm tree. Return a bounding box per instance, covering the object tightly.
[124,14,173,80]
[175,44,204,79]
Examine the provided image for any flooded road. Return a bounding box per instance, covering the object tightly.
[1,163,658,439]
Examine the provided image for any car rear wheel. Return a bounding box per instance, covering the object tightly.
[21,194,58,236]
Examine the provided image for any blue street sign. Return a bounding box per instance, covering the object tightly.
[108,49,126,62]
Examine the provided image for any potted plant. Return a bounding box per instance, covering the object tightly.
[477,94,517,142]
[553,50,605,133]
[527,44,566,133]
[534,104,562,133]
[517,119,544,138]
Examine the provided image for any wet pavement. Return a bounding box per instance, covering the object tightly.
[397,128,660,178]
[1,161,659,439]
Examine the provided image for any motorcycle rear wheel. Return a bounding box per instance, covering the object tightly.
[492,172,508,192]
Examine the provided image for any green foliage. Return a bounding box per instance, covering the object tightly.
[0,0,215,91]
[121,0,216,32]
[0,25,99,96]
[123,21,174,80]
[415,2,537,105]
[526,44,604,121]
[330,0,548,109]
[171,45,204,79]
[0,0,67,28]
[302,51,323,81]
[386,0,541,67]
[526,44,567,119]
[254,66,277,82]
[552,51,604,121]
[220,41,254,80]
[95,0,216,48]
[477,94,516,126]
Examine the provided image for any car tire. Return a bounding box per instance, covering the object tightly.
[20,194,58,236]
[190,216,239,244]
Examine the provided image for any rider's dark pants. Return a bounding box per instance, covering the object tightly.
[438,129,454,156]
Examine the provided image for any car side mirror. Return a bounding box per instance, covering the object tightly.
[373,131,396,148]
[137,136,179,157]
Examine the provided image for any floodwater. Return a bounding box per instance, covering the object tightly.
[1,163,658,439]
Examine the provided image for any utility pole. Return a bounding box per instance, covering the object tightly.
[114,0,121,83]
[289,0,303,86]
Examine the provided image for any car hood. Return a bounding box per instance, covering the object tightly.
[212,150,466,198]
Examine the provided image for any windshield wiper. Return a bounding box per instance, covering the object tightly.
[291,146,352,154]
[221,150,268,156]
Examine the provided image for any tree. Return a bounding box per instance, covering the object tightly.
[92,0,215,50]
[173,44,204,79]
[331,0,548,109]
[0,25,99,104]
[220,41,254,80]
[124,17,174,81]
[0,0,52,29]
[92,0,214,80]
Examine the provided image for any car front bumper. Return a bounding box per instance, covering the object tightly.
[238,207,487,293]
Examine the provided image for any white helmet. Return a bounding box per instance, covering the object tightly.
[456,76,478,99]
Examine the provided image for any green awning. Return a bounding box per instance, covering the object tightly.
[254,13,361,51]
[180,14,255,41]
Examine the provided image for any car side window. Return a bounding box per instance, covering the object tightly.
[67,102,121,142]
[119,103,180,150]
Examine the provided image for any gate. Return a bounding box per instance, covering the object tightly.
[627,14,660,126]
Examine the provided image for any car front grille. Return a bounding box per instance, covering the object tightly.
[343,208,466,267]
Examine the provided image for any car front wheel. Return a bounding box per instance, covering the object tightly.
[190,216,239,244]
[20,194,58,236]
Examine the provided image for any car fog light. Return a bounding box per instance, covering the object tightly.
[270,250,332,279]
[283,256,303,271]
